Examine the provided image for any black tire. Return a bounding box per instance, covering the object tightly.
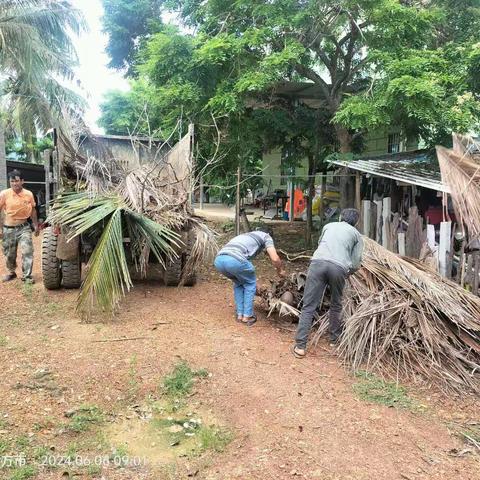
[42,227,61,290]
[163,255,183,286]
[62,258,82,289]
[183,229,197,287]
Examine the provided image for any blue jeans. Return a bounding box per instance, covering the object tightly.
[214,255,256,317]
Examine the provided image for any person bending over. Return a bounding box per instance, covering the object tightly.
[293,209,363,358]
[214,228,286,326]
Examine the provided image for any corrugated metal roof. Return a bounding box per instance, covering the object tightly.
[328,150,450,193]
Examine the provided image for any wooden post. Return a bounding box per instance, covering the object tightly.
[289,181,295,224]
[398,233,406,256]
[235,166,241,235]
[355,172,362,233]
[439,221,452,278]
[427,224,435,250]
[382,197,391,249]
[374,200,382,244]
[362,200,371,238]
[473,252,480,296]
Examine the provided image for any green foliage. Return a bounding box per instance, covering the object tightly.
[66,405,104,433]
[162,362,208,398]
[197,425,232,453]
[49,192,179,315]
[8,466,37,480]
[353,371,415,410]
[0,1,86,136]
[102,0,163,72]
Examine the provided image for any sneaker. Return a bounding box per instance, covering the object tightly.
[2,272,17,282]
[21,276,35,284]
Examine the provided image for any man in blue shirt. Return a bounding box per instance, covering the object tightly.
[215,228,286,325]
[293,209,363,358]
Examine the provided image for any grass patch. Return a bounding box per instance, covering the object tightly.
[8,466,37,480]
[458,424,480,447]
[162,362,208,398]
[197,426,232,453]
[0,438,10,454]
[353,371,415,410]
[87,464,102,477]
[0,335,7,347]
[66,405,104,433]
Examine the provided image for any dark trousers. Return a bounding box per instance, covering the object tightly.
[295,260,347,348]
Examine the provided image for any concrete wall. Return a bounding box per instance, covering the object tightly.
[261,128,419,193]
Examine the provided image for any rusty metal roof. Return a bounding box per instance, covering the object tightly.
[328,150,450,193]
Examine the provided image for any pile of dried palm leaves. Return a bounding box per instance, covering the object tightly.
[260,238,480,393]
[437,134,480,243]
[49,126,217,316]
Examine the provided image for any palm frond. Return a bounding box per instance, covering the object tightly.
[77,209,132,316]
[261,238,480,393]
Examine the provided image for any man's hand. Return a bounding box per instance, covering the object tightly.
[278,268,287,278]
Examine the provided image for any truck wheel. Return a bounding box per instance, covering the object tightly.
[62,258,82,289]
[183,230,197,287]
[42,227,61,290]
[163,255,183,286]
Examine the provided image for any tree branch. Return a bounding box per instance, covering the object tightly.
[294,63,332,106]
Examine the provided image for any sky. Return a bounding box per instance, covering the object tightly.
[73,0,130,133]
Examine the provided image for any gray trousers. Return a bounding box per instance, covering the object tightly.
[295,260,347,348]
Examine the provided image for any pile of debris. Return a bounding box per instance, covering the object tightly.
[260,238,480,393]
[49,126,217,315]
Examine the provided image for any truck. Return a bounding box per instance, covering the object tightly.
[41,125,198,290]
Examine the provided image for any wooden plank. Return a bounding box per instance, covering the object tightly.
[439,221,452,278]
[362,200,371,238]
[398,233,406,256]
[390,213,400,253]
[355,173,362,233]
[375,200,382,244]
[406,206,424,259]
[474,252,480,295]
[427,224,436,250]
[382,197,391,249]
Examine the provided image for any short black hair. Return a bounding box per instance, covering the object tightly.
[8,169,23,180]
[255,224,274,237]
[340,208,360,226]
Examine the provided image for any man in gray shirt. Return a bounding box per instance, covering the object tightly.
[293,209,363,358]
[215,228,285,326]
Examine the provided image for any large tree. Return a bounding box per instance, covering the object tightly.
[0,0,85,186]
[101,1,480,210]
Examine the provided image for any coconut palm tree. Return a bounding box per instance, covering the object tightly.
[0,0,86,186]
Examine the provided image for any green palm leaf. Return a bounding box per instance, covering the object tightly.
[49,191,181,316]
[77,208,132,315]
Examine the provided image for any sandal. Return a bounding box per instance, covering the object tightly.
[292,345,306,359]
[241,314,257,327]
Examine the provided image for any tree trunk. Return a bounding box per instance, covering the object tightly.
[305,154,316,249]
[335,125,355,210]
[0,121,6,190]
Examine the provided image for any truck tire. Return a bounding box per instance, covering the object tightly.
[183,230,197,287]
[163,255,183,286]
[42,227,61,290]
[62,258,82,289]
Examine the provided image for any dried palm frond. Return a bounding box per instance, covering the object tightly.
[437,137,480,243]
[50,192,181,315]
[49,124,218,316]
[260,238,480,393]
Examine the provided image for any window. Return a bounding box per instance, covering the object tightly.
[388,133,401,153]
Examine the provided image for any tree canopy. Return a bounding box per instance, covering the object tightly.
[100,0,480,183]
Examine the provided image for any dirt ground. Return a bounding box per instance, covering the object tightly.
[0,224,479,480]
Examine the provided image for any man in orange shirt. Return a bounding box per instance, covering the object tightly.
[0,170,39,283]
